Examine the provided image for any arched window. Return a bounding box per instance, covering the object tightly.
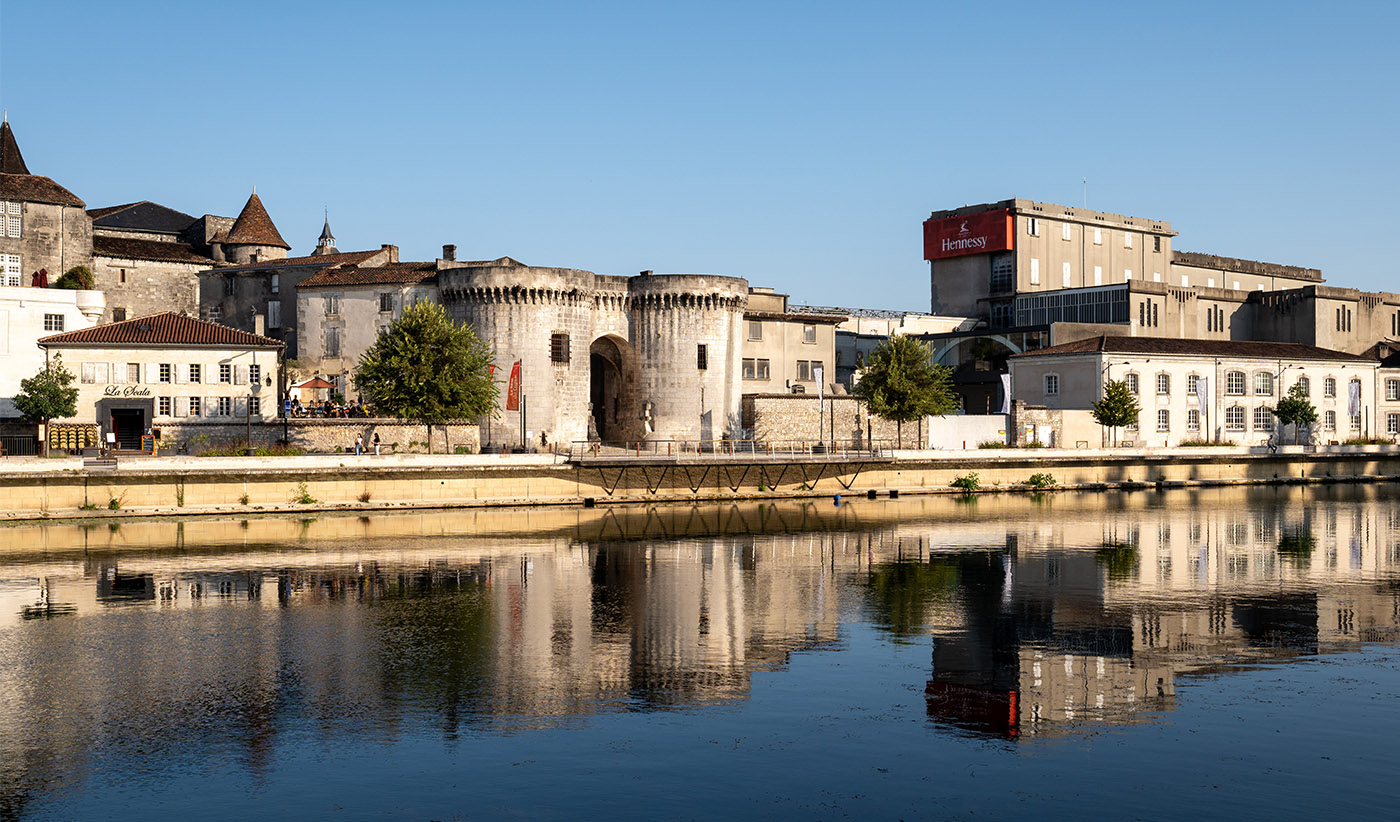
[1125,373,1140,394]
[1254,406,1274,430]
[1226,371,1246,396]
[1226,406,1246,431]
[1324,377,1337,398]
[1295,376,1310,397]
[1254,372,1274,396]
[1156,373,1170,395]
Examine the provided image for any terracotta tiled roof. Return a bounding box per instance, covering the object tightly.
[224,192,290,249]
[38,312,283,348]
[212,248,384,273]
[93,235,213,265]
[0,172,85,207]
[1010,335,1369,362]
[298,262,438,288]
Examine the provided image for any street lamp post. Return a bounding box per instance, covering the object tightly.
[247,379,262,456]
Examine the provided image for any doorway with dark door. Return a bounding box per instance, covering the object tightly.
[110,409,146,451]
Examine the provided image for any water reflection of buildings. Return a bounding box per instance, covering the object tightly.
[924,490,1400,739]
[1,489,1399,814]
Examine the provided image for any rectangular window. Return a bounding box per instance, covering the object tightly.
[220,364,232,384]
[1208,277,1216,288]
[747,321,763,341]
[550,332,570,364]
[190,364,202,384]
[1226,406,1246,431]
[1062,223,1072,241]
[271,273,280,294]
[325,327,340,357]
[1226,372,1246,396]
[1125,373,1140,394]
[81,362,96,384]
[223,276,236,296]
[217,397,232,416]
[128,363,141,383]
[43,314,64,332]
[803,324,816,344]
[1389,414,1399,435]
[1157,409,1170,431]
[1124,232,1133,249]
[267,300,281,328]
[158,397,172,417]
[250,397,261,417]
[189,396,202,416]
[1153,272,1161,282]
[1324,377,1336,398]
[1351,412,1362,431]
[1154,236,1161,252]
[1324,410,1336,431]
[2,200,21,238]
[379,293,394,313]
[990,254,1014,291]
[1125,269,1134,281]
[2,253,21,286]
[1030,258,1040,285]
[1254,406,1274,430]
[113,308,126,322]
[1254,372,1273,396]
[697,344,708,370]
[325,295,341,316]
[1156,373,1170,395]
[1062,262,1071,287]
[1044,374,1059,395]
[250,364,261,386]
[1387,379,1399,402]
[1187,374,1200,396]
[1027,218,1040,236]
[159,363,172,383]
[1093,227,1102,245]
[742,358,770,380]
[1093,265,1102,286]
[206,305,222,323]
[1187,409,1201,431]
[1181,275,1190,287]
[797,360,816,381]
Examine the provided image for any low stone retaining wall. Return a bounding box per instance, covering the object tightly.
[153,419,480,455]
[1,448,1397,520]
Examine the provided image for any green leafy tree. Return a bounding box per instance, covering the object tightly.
[1272,382,1318,445]
[353,302,497,453]
[852,335,957,447]
[53,265,95,290]
[14,355,79,457]
[1092,379,1141,446]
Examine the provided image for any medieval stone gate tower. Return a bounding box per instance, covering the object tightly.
[439,260,745,448]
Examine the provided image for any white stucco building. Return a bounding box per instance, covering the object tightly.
[0,285,104,417]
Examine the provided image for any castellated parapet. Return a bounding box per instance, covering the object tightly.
[439,261,747,447]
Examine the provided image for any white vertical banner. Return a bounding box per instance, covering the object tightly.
[998,373,1011,414]
[1348,379,1361,418]
[815,366,824,403]
[1196,377,1208,418]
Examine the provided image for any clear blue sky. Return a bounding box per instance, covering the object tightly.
[2,0,1395,311]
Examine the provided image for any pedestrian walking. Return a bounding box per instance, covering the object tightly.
[355,433,364,456]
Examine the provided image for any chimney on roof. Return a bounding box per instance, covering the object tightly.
[381,244,398,264]
[443,244,457,262]
[640,269,653,276]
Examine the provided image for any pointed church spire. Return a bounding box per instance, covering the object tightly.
[312,208,339,256]
[0,118,31,175]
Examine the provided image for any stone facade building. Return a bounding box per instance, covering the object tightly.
[439,261,748,447]
[37,312,282,448]
[740,287,842,397]
[88,201,222,323]
[0,120,91,289]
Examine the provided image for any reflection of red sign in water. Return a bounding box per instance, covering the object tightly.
[923,209,1014,260]
[505,361,521,411]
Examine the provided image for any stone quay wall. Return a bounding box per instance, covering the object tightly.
[153,419,480,454]
[743,394,922,448]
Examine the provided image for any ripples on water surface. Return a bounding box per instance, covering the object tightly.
[2,486,1399,819]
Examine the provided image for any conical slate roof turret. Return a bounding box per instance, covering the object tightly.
[1,118,30,175]
[312,212,340,256]
[225,191,290,249]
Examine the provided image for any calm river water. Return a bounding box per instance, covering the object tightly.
[3,486,1399,820]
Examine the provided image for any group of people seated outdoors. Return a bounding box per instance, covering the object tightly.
[287,398,375,419]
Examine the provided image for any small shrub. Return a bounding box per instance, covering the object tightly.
[977,440,1010,449]
[107,497,121,511]
[950,472,980,492]
[1027,472,1056,490]
[292,481,317,505]
[358,490,372,503]
[1177,438,1230,447]
[1343,437,1393,446]
[453,445,473,455]
[1020,442,1047,449]
[54,265,95,290]
[79,502,98,511]
[239,493,250,505]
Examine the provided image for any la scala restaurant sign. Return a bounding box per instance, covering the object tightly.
[103,385,153,398]
[923,209,1014,260]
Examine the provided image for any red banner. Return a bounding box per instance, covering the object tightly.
[505,361,521,411]
[923,209,1013,260]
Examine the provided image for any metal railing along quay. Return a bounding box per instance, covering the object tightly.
[568,439,893,462]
